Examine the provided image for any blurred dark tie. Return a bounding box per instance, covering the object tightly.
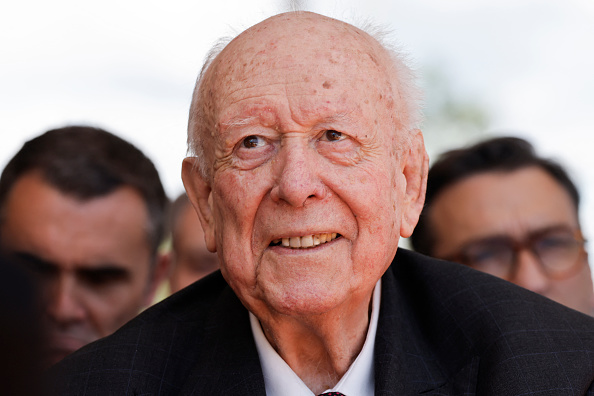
[317,393,346,396]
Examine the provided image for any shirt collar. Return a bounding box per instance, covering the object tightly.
[250,280,381,396]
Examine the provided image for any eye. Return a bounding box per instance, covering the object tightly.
[78,267,130,289]
[242,135,265,148]
[232,133,276,169]
[321,130,345,142]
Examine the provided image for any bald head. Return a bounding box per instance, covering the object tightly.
[188,12,420,178]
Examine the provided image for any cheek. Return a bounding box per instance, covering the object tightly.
[212,174,255,245]
[336,162,399,223]
[212,171,270,286]
[320,190,393,270]
[86,288,144,336]
[214,168,269,215]
[343,168,401,262]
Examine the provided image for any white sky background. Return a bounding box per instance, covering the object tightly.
[2,0,594,237]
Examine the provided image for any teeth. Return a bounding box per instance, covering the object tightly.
[313,235,320,246]
[273,233,339,249]
[301,235,314,248]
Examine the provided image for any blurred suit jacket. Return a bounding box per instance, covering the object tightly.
[47,248,594,395]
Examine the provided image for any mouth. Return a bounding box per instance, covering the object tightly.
[270,233,340,249]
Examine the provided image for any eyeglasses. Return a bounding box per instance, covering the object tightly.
[445,227,587,280]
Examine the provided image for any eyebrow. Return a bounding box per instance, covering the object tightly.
[14,252,57,273]
[220,115,270,132]
[76,266,130,281]
[221,116,260,129]
[13,251,130,281]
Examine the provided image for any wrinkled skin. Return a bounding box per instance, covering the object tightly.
[182,12,427,392]
[429,166,594,315]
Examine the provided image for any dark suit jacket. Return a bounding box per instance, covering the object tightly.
[47,249,594,395]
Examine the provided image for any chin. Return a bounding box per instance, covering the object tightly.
[266,285,349,317]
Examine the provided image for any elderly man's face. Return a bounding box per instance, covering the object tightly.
[183,14,425,317]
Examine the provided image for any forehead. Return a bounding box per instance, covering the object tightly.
[210,14,395,126]
[431,167,579,245]
[1,172,152,268]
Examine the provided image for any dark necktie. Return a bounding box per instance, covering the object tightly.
[317,393,346,396]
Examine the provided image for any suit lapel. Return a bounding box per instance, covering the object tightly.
[374,251,480,395]
[180,286,266,396]
[374,265,447,395]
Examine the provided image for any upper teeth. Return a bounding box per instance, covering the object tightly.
[272,233,338,248]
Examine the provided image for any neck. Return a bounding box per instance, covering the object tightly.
[257,288,375,394]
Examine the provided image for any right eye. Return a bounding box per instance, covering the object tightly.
[320,130,346,142]
[233,133,276,170]
[242,135,265,148]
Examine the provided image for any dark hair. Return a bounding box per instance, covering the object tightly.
[410,136,580,256]
[0,126,167,258]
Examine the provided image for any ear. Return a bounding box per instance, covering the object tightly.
[181,157,217,253]
[400,130,429,238]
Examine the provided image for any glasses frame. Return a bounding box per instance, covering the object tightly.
[445,227,587,281]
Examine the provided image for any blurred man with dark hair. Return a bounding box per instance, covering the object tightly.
[411,136,594,315]
[165,192,218,294]
[0,125,169,367]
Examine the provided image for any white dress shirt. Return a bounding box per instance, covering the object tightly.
[250,280,381,396]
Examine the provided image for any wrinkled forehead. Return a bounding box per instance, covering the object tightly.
[207,13,394,117]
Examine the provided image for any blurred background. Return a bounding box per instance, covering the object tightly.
[1,0,594,237]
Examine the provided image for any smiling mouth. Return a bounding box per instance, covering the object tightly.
[270,233,340,248]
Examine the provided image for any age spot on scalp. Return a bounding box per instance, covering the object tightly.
[323,81,332,89]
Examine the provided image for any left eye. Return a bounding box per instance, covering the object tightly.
[242,135,265,148]
[322,130,345,142]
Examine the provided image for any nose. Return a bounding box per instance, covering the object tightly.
[46,274,86,325]
[510,249,551,295]
[270,143,327,207]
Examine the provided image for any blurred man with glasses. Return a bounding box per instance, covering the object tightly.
[411,136,594,315]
